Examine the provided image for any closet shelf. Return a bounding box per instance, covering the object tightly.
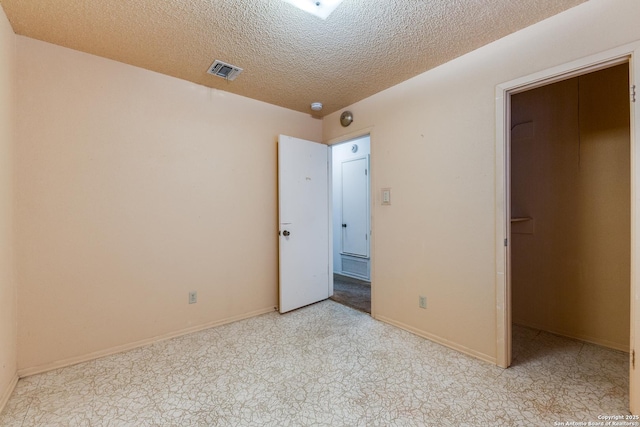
[511,217,532,223]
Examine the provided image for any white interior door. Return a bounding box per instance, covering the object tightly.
[278,135,330,313]
[341,157,369,257]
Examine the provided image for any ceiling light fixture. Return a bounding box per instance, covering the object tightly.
[280,0,345,20]
[340,111,353,127]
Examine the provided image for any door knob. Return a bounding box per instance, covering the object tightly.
[342,224,347,228]
[283,230,290,236]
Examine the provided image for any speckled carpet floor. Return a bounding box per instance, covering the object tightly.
[0,300,629,426]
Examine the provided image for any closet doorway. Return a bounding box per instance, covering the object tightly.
[501,60,633,413]
[496,41,640,412]
[510,63,630,355]
[329,135,371,313]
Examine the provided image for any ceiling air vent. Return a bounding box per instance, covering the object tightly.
[207,60,243,81]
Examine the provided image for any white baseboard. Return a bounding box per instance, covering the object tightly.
[375,315,497,365]
[18,306,276,378]
[0,372,19,415]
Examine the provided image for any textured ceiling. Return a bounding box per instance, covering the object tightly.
[0,0,587,116]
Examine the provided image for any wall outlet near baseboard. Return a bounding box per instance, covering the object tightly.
[419,295,427,309]
[189,291,197,304]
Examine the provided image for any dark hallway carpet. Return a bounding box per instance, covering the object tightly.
[330,274,371,314]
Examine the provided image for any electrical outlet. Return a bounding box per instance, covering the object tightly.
[189,291,197,304]
[419,296,427,309]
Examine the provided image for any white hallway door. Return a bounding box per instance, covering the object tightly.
[278,135,330,313]
[341,157,369,257]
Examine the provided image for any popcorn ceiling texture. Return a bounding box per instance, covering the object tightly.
[0,0,586,116]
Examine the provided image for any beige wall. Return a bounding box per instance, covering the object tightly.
[323,0,640,362]
[6,0,640,378]
[511,65,630,351]
[0,5,16,410]
[15,37,322,373]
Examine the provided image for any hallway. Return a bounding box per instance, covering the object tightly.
[330,274,371,314]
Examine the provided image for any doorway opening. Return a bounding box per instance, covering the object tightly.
[511,63,630,353]
[505,62,631,411]
[329,135,371,314]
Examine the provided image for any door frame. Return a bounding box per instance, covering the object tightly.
[495,41,640,411]
[327,128,375,315]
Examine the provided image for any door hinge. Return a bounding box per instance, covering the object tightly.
[365,169,368,176]
[633,349,636,369]
[632,84,636,103]
[504,238,508,247]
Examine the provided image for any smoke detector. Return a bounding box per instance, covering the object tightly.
[207,60,243,81]
[311,102,323,111]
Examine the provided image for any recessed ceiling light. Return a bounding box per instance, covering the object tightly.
[280,0,345,20]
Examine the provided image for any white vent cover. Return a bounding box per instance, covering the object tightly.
[342,258,368,279]
[207,60,243,81]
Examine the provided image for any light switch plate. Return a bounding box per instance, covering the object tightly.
[382,188,391,205]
